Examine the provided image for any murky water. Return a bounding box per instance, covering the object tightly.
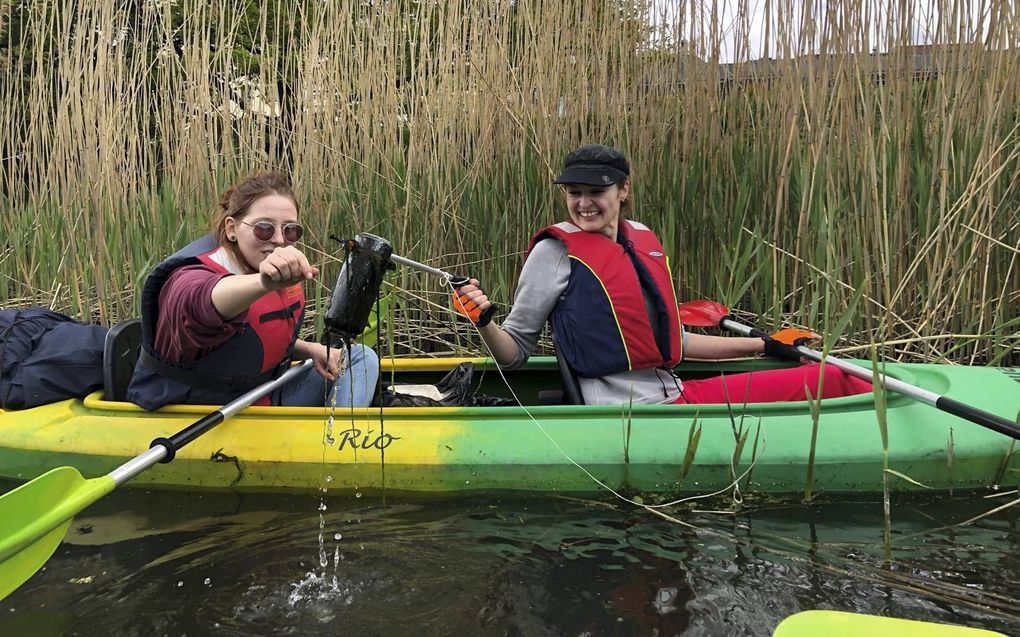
[2,483,1018,636]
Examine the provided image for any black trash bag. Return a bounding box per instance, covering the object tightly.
[378,362,515,407]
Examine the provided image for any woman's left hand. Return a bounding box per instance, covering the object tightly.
[300,341,347,381]
[762,328,821,363]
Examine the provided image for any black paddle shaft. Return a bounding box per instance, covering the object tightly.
[147,360,314,463]
[149,413,225,463]
[719,316,1020,441]
[936,396,1020,440]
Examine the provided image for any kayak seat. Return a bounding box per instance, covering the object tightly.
[536,336,585,405]
[103,318,142,401]
[554,334,584,405]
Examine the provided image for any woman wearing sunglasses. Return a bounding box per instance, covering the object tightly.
[126,171,379,410]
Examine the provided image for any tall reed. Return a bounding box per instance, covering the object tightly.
[0,0,1017,361]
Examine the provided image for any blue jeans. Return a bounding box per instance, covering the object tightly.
[277,344,380,407]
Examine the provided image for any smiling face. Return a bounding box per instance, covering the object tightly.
[561,181,630,241]
[224,194,300,271]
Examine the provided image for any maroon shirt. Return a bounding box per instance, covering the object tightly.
[154,265,249,363]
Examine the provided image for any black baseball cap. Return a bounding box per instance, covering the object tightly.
[553,144,630,186]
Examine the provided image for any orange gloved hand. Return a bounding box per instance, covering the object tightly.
[451,280,495,327]
[762,327,819,363]
[769,328,819,347]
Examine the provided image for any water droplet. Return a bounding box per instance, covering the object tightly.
[325,475,333,482]
[334,533,342,540]
[177,581,184,587]
[204,577,211,586]
[355,492,362,498]
[319,502,327,511]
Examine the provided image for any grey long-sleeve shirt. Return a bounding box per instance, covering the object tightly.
[498,238,685,405]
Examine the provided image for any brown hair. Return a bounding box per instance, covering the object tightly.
[619,179,633,218]
[212,171,298,273]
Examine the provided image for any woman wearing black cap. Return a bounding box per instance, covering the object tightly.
[452,144,871,405]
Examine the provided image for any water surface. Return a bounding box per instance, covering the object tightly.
[2,483,1018,636]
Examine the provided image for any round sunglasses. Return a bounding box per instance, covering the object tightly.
[240,220,304,243]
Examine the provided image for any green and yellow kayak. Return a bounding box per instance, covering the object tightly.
[0,357,1017,494]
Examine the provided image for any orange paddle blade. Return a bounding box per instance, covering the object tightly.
[678,300,729,327]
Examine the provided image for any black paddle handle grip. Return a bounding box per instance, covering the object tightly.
[150,412,226,463]
[936,396,1020,441]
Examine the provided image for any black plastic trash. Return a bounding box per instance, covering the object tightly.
[379,362,515,407]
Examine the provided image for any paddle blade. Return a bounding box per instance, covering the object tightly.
[774,610,1005,636]
[0,517,73,601]
[0,467,115,600]
[678,299,730,327]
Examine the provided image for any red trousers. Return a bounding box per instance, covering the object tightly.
[672,363,873,405]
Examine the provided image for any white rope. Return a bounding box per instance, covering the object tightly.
[448,278,764,510]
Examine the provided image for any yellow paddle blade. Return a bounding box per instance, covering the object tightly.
[0,467,116,601]
[0,517,73,601]
[774,611,1006,636]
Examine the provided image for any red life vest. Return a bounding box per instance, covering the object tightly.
[529,220,682,378]
[127,234,304,410]
[194,251,303,377]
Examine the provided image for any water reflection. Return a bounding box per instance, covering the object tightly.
[1,484,1017,636]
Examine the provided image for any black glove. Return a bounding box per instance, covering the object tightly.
[762,336,802,363]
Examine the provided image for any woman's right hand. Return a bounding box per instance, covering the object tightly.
[259,246,319,290]
[452,278,494,326]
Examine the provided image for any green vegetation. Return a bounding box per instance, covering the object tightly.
[0,0,1017,363]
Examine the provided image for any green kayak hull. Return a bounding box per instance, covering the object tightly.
[0,357,1017,495]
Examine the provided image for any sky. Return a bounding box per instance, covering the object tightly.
[650,1,1000,63]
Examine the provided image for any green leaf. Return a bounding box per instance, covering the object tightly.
[884,469,932,489]
[680,420,702,483]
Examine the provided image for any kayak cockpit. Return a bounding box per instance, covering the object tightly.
[82,355,915,417]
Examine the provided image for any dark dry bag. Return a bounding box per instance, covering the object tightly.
[0,307,109,409]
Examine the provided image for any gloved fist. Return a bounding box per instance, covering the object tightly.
[762,328,819,363]
[762,337,802,362]
[451,278,495,327]
[769,328,819,347]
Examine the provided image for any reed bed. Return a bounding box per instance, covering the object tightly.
[0,0,1017,362]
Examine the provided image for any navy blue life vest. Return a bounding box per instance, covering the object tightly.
[529,220,682,378]
[126,235,305,410]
